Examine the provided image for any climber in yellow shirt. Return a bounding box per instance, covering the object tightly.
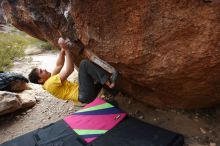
[28,37,115,104]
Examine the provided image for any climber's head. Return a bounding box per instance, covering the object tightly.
[28,68,51,84]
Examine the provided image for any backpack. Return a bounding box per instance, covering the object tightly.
[0,72,28,92]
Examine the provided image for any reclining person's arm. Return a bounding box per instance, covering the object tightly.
[51,48,65,76]
[59,48,75,83]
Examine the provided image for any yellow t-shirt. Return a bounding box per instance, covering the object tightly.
[43,74,79,103]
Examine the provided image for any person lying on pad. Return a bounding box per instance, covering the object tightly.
[28,37,115,104]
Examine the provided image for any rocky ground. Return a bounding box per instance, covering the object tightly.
[0,50,219,146]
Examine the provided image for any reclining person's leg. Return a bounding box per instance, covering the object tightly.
[78,59,109,103]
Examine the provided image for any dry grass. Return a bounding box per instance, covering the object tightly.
[0,26,51,71]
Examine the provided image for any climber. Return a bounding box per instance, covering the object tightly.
[28,37,115,104]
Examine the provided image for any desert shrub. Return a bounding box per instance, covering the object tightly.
[0,26,52,71]
[0,32,25,71]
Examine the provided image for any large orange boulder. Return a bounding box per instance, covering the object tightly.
[1,0,220,108]
[0,0,5,24]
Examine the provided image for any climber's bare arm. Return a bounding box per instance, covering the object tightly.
[57,38,75,83]
[51,48,65,76]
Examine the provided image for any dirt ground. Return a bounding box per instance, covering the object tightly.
[0,51,219,146]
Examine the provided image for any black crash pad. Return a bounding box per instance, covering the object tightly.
[92,117,184,146]
[0,117,184,146]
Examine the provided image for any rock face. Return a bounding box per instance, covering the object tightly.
[0,0,5,24]
[0,91,36,116]
[1,0,220,109]
[0,91,22,116]
[18,90,36,108]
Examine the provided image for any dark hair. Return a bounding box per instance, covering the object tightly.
[28,68,40,84]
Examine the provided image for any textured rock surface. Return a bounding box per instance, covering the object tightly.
[0,90,36,116]
[1,0,220,108]
[0,0,5,24]
[0,91,22,116]
[18,90,36,108]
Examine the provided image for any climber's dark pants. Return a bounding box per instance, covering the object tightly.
[78,59,109,103]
